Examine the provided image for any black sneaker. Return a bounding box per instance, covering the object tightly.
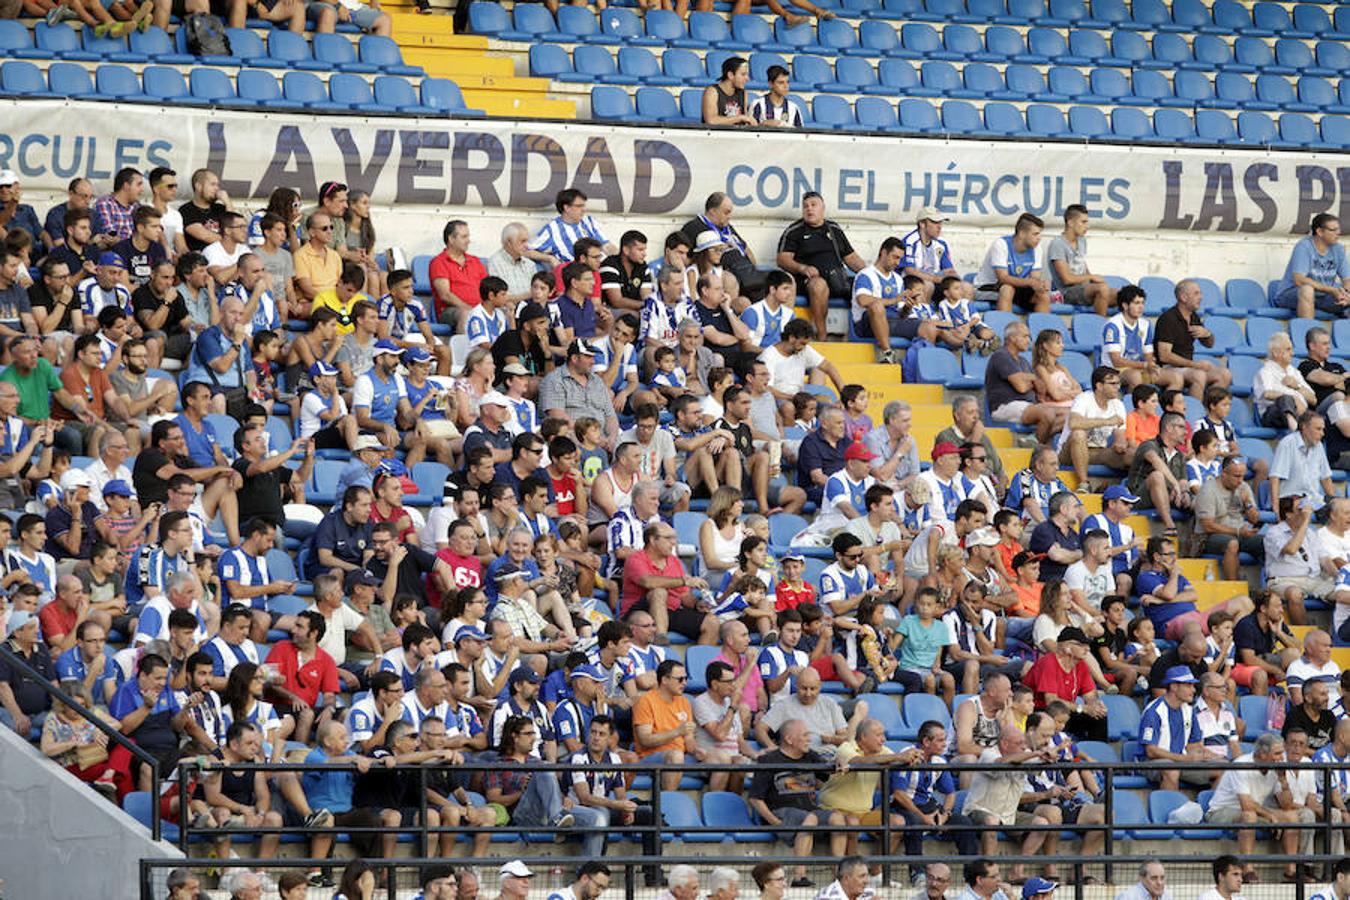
[791,877,815,888]
[308,872,335,888]
[304,808,333,829]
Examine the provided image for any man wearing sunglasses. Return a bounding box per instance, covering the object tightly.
[295,211,343,304]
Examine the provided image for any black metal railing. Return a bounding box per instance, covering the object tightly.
[0,642,163,840]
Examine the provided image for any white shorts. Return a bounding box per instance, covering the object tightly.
[991,401,1032,423]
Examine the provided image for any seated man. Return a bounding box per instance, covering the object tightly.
[1273,213,1350,319]
[352,339,428,466]
[1124,412,1191,535]
[1203,733,1313,884]
[850,237,938,366]
[620,522,717,645]
[1021,710,1106,878]
[1194,456,1263,583]
[632,660,715,791]
[818,717,917,857]
[961,723,1062,885]
[985,321,1066,445]
[1264,495,1335,626]
[975,213,1051,313]
[1233,590,1301,698]
[1154,279,1232,401]
[1057,366,1129,484]
[1007,446,1072,527]
[1137,666,1209,789]
[1254,332,1318,434]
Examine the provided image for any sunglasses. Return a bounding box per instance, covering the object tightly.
[313,225,334,231]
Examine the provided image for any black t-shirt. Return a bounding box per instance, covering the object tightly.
[985,348,1035,411]
[232,457,286,527]
[713,417,753,458]
[366,545,439,599]
[353,747,415,809]
[692,300,735,339]
[179,200,227,252]
[1154,305,1203,362]
[112,237,166,287]
[747,748,828,812]
[491,328,547,379]
[133,447,193,504]
[777,219,856,274]
[599,254,653,304]
[1299,358,1347,406]
[1283,704,1336,750]
[132,284,192,337]
[27,280,76,332]
[1234,612,1280,658]
[1091,623,1127,669]
[48,243,94,281]
[1147,648,1206,690]
[0,643,54,715]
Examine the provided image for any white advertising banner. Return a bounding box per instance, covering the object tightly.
[2,98,1347,235]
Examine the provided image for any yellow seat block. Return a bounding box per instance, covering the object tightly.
[1179,558,1219,583]
[1332,648,1350,670]
[817,343,881,365]
[1001,447,1032,473]
[1195,580,1252,611]
[1122,515,1152,538]
[1080,493,1102,514]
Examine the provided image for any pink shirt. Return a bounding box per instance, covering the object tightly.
[716,648,765,712]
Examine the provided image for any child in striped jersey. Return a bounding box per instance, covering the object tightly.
[711,575,776,638]
[35,450,70,512]
[1203,610,1237,680]
[1186,429,1222,494]
[936,275,1000,355]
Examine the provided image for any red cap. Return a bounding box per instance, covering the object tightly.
[844,442,877,462]
[931,441,961,460]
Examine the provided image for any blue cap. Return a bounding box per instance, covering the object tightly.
[309,360,338,379]
[1021,878,1058,900]
[97,251,125,269]
[509,667,541,685]
[454,625,488,643]
[403,346,433,365]
[568,664,605,682]
[101,479,133,498]
[1102,485,1140,504]
[373,339,402,357]
[1162,665,1198,686]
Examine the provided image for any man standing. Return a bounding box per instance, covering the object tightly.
[776,192,866,338]
[1047,204,1116,315]
[1275,213,1350,318]
[975,213,1050,313]
[1270,412,1335,513]
[1154,279,1232,400]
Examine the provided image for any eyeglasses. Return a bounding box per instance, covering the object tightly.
[844,553,863,561]
[668,675,688,683]
[313,225,334,231]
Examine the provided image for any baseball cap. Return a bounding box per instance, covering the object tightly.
[309,360,338,379]
[1102,485,1140,504]
[932,441,961,460]
[60,469,93,494]
[352,435,384,453]
[1056,626,1090,646]
[508,667,541,685]
[373,339,402,358]
[1021,877,1057,899]
[0,170,17,187]
[1162,665,1199,686]
[499,861,534,879]
[780,552,806,563]
[101,479,134,498]
[479,390,511,408]
[568,338,597,358]
[343,568,380,590]
[501,363,530,377]
[1011,550,1044,570]
[454,625,489,644]
[965,526,1000,548]
[517,302,548,323]
[692,229,729,253]
[97,251,126,269]
[569,664,605,682]
[5,610,36,638]
[494,564,527,584]
[917,206,951,223]
[402,346,433,365]
[844,442,877,462]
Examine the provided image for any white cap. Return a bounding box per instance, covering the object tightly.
[352,435,384,453]
[479,391,511,408]
[60,468,93,494]
[499,860,534,879]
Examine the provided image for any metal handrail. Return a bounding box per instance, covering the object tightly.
[0,641,163,840]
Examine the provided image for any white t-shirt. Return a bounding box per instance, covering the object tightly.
[299,390,348,439]
[1058,390,1126,450]
[759,343,825,396]
[1253,360,1314,417]
[1319,526,1350,567]
[1196,891,1243,900]
[160,206,184,253]
[306,602,366,666]
[1209,752,1280,812]
[203,241,248,271]
[1064,559,1115,611]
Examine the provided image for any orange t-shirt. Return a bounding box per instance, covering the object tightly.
[996,540,1022,577]
[632,689,693,758]
[1125,410,1159,444]
[1010,581,1043,618]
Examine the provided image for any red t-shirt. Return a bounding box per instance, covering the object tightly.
[265,640,339,707]
[39,601,79,645]
[622,548,687,617]
[1023,652,1095,708]
[552,262,602,300]
[775,581,816,612]
[430,549,483,608]
[55,363,113,421]
[551,471,579,517]
[428,250,487,319]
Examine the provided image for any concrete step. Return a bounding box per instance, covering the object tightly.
[461,90,576,118]
[399,47,515,77]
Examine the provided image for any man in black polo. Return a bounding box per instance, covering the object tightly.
[599,230,654,315]
[776,192,867,340]
[305,485,374,578]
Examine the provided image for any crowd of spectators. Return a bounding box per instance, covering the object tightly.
[5,157,1350,894]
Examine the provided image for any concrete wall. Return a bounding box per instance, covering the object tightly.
[0,725,182,898]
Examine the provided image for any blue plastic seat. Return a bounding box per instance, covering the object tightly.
[900,23,941,56]
[731,14,777,50]
[792,55,834,90]
[903,693,953,732]
[576,45,636,84]
[1067,105,1108,138]
[830,57,876,92]
[373,75,433,114]
[1003,64,1048,100]
[1103,693,1141,740]
[1048,66,1089,100]
[915,345,960,382]
[619,47,677,85]
[812,95,857,129]
[1127,0,1170,29]
[1315,41,1350,76]
[942,23,984,58]
[856,96,899,130]
[82,28,145,62]
[1252,1,1293,33]
[1233,36,1274,72]
[962,62,1003,97]
[1008,0,1047,21]
[1066,29,1108,63]
[1212,71,1254,109]
[635,86,682,121]
[819,17,860,54]
[557,6,603,42]
[878,58,918,92]
[214,28,261,67]
[1089,67,1130,103]
[984,25,1032,62]
[1175,70,1216,106]
[424,78,483,115]
[1294,3,1331,35]
[918,60,962,96]
[36,23,97,61]
[468,1,509,34]
[1152,107,1200,140]
[774,19,824,53]
[1237,111,1277,145]
[1149,32,1190,69]
[745,51,784,85]
[189,68,239,105]
[237,68,299,108]
[1110,107,1152,139]
[328,72,386,111]
[1129,69,1176,106]
[283,70,342,110]
[1109,31,1151,66]
[601,8,654,45]
[1196,109,1237,144]
[858,693,907,738]
[687,10,732,46]
[898,97,939,131]
[1089,0,1128,26]
[1171,0,1211,30]
[644,8,688,44]
[507,3,558,40]
[590,85,635,121]
[1026,103,1070,137]
[942,99,985,134]
[269,30,324,70]
[859,19,901,55]
[702,792,772,843]
[0,20,45,59]
[128,26,191,64]
[1324,116,1350,149]
[661,792,714,842]
[914,0,959,19]
[52,61,101,98]
[1209,0,1257,35]
[529,44,573,79]
[360,35,418,75]
[1027,27,1067,62]
[143,65,205,105]
[314,33,373,73]
[1049,0,1089,23]
[679,88,703,121]
[983,101,1027,135]
[2,60,53,97]
[1189,33,1232,71]
[662,48,703,83]
[1273,39,1313,74]
[1256,73,1301,110]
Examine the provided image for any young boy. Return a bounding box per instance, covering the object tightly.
[649,346,689,401]
[1092,594,1147,695]
[36,451,71,511]
[936,275,1000,355]
[574,417,608,486]
[1125,384,1160,446]
[1204,610,1236,680]
[893,587,955,706]
[1186,429,1221,494]
[775,553,815,611]
[840,384,871,445]
[250,329,283,415]
[711,575,777,638]
[991,508,1023,588]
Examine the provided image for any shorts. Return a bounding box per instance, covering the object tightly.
[310,423,348,450]
[1231,654,1281,687]
[1200,532,1265,558]
[810,656,838,681]
[1267,574,1337,600]
[1274,284,1347,316]
[1061,284,1090,306]
[854,310,922,340]
[306,0,383,29]
[773,806,834,843]
[978,283,1039,311]
[990,401,1032,424]
[794,269,853,300]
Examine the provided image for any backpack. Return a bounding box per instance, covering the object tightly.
[183,12,230,56]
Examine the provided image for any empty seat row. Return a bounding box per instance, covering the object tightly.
[0,61,483,116]
[592,86,1350,149]
[543,45,1350,116]
[0,20,418,75]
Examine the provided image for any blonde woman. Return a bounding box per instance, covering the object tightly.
[698,485,745,584]
[454,347,496,429]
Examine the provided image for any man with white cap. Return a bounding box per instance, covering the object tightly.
[0,609,54,736]
[1136,665,1207,789]
[298,360,355,450]
[46,467,100,564]
[901,207,969,303]
[334,435,387,499]
[539,339,619,447]
[462,390,515,465]
[498,860,534,900]
[353,337,428,464]
[0,170,42,245]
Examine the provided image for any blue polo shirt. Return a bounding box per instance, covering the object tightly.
[305,509,373,578]
[174,413,220,468]
[302,746,355,813]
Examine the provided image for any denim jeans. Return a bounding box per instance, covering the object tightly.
[512,770,565,827]
[571,805,608,857]
[0,707,47,741]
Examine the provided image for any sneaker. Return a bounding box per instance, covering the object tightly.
[551,811,575,829]
[791,877,815,889]
[877,348,899,365]
[308,871,335,889]
[304,808,333,829]
[92,769,118,797]
[44,4,76,24]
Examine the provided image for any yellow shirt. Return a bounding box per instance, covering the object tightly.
[294,242,342,297]
[818,740,879,815]
[312,289,370,336]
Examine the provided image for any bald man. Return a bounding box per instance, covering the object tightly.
[754,666,866,752]
[39,574,112,653]
[1288,629,1342,707]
